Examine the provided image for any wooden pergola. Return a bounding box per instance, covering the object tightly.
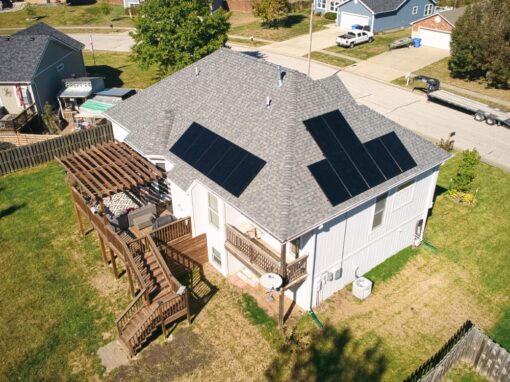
[57,141,165,201]
[56,141,167,281]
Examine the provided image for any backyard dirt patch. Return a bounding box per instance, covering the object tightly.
[316,254,502,381]
[107,265,276,381]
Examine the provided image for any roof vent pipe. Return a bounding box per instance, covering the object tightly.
[195,67,199,77]
[266,96,272,109]
[277,65,283,88]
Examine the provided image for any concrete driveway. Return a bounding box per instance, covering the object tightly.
[261,24,346,57]
[345,45,449,81]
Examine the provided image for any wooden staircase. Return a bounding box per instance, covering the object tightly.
[115,218,194,356]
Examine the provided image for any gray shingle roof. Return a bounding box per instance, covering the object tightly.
[0,23,84,83]
[361,0,435,14]
[106,48,449,242]
[439,6,466,25]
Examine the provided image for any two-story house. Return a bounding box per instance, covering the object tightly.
[318,0,437,32]
[105,48,449,321]
[0,23,85,130]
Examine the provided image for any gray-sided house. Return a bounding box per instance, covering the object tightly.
[317,0,437,32]
[105,48,450,316]
[0,23,85,130]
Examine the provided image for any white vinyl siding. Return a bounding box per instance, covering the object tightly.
[393,180,415,210]
[412,6,418,14]
[371,193,388,230]
[424,4,433,16]
[208,192,219,229]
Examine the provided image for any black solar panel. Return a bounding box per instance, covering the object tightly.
[170,123,266,197]
[364,138,402,179]
[308,161,351,206]
[380,132,417,172]
[305,110,417,206]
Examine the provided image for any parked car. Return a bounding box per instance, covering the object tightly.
[336,30,374,48]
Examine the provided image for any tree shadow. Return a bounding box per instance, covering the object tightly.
[0,203,26,219]
[85,64,124,88]
[266,324,387,382]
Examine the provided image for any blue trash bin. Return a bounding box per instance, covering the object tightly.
[352,24,361,30]
[412,38,422,48]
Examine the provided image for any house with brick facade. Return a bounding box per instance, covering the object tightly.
[411,7,465,50]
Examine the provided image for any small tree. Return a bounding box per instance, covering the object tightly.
[450,149,480,192]
[252,0,291,27]
[42,102,60,135]
[100,0,113,17]
[131,0,230,75]
[25,3,37,20]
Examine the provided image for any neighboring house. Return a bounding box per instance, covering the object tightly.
[411,7,466,50]
[319,0,437,32]
[0,23,86,129]
[105,48,450,312]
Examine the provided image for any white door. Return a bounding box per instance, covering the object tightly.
[419,28,451,50]
[339,12,370,29]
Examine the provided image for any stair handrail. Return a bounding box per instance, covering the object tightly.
[115,288,148,334]
[151,216,191,246]
[127,300,161,347]
[121,238,150,296]
[145,235,182,292]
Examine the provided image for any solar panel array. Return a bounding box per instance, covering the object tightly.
[170,123,266,197]
[304,110,417,206]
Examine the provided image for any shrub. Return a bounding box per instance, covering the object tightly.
[100,0,113,16]
[438,132,455,152]
[324,11,337,20]
[25,3,36,19]
[450,149,481,193]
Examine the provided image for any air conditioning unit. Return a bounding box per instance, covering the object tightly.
[352,277,372,300]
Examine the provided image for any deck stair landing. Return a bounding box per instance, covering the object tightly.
[115,218,197,356]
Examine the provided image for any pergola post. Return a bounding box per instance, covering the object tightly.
[279,242,287,328]
[97,233,108,265]
[67,183,85,236]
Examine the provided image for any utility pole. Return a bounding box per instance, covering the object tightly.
[307,1,314,77]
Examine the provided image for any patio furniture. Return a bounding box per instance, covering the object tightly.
[152,214,176,229]
[128,203,157,227]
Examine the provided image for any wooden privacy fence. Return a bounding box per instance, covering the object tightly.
[405,320,510,382]
[0,123,114,176]
[0,132,59,147]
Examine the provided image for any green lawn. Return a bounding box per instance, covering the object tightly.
[230,12,334,42]
[0,163,130,381]
[227,37,268,47]
[305,51,356,68]
[84,51,159,89]
[325,28,411,60]
[0,3,134,29]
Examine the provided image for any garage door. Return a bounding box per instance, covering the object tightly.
[419,28,451,50]
[339,12,370,30]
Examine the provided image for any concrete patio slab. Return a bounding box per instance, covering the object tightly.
[97,340,130,373]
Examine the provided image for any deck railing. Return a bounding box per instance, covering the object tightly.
[0,104,37,131]
[225,224,309,286]
[151,217,191,246]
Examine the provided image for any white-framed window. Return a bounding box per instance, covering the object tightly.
[208,192,219,229]
[424,4,434,16]
[372,192,388,230]
[56,62,64,72]
[329,1,339,11]
[412,5,418,14]
[212,247,222,266]
[393,179,415,210]
[316,0,326,9]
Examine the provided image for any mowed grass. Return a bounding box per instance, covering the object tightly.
[84,51,159,89]
[307,154,510,381]
[0,163,130,380]
[305,51,356,68]
[392,58,510,106]
[325,28,411,60]
[230,12,334,42]
[0,3,134,29]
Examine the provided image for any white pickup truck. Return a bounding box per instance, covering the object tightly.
[336,30,374,48]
